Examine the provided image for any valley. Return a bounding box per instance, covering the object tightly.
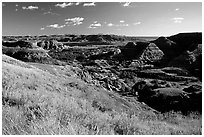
[2,33,202,135]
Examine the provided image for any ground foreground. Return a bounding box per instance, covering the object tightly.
[2,54,202,135]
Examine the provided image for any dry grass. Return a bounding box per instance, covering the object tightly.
[2,55,202,135]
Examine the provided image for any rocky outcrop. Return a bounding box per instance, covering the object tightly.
[131,79,202,113]
[147,88,190,112]
[152,33,202,72]
[168,44,202,79]
[120,41,139,58]
[169,51,197,68]
[139,43,164,64]
[131,80,159,98]
[161,67,190,76]
[183,84,201,94]
[121,42,164,66]
[37,40,64,50]
[152,36,178,59]
[167,32,202,52]
[136,69,198,82]
[2,33,202,115]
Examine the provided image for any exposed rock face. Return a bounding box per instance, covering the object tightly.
[86,35,106,42]
[2,33,202,115]
[121,42,164,66]
[131,80,158,98]
[131,79,202,113]
[152,36,177,59]
[183,84,202,94]
[37,40,64,50]
[167,32,202,52]
[151,33,202,80]
[168,44,202,79]
[139,43,164,64]
[161,67,190,76]
[121,42,139,58]
[147,88,190,112]
[85,34,125,42]
[169,51,196,68]
[136,69,198,82]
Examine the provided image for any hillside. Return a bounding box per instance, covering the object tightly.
[2,54,202,135]
[2,32,202,135]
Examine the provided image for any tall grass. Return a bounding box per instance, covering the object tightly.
[2,55,202,135]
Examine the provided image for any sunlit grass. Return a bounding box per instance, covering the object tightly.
[2,55,202,135]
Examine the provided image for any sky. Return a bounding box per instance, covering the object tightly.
[2,2,202,36]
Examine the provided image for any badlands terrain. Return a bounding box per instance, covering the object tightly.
[2,33,202,134]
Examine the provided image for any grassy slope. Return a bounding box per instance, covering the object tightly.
[2,54,202,135]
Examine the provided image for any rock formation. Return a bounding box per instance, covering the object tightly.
[37,40,64,50]
[152,36,177,59]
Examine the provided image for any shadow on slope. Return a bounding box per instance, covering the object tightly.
[2,55,201,135]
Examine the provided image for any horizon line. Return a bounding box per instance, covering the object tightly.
[2,31,202,37]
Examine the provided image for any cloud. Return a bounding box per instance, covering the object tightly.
[107,22,129,27]
[55,2,74,8]
[107,23,114,27]
[43,11,60,16]
[121,24,129,27]
[40,27,45,30]
[133,22,141,25]
[172,17,184,23]
[47,24,65,29]
[15,9,18,11]
[16,4,18,7]
[65,17,84,25]
[175,8,180,11]
[88,22,102,29]
[83,2,96,7]
[22,6,38,10]
[122,2,131,7]
[75,2,80,6]
[120,20,125,23]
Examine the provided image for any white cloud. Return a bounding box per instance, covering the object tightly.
[83,2,96,7]
[75,2,80,6]
[133,22,141,25]
[47,24,65,29]
[175,8,180,11]
[22,6,38,10]
[107,22,129,27]
[43,11,60,16]
[65,17,84,26]
[16,4,18,7]
[172,17,184,23]
[120,20,125,23]
[107,23,114,27]
[40,27,45,30]
[121,24,129,27]
[55,2,74,8]
[88,22,102,29]
[15,9,18,11]
[122,2,131,7]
